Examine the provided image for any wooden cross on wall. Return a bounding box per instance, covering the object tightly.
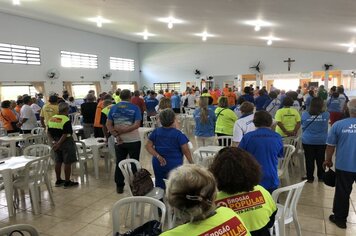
[284,57,295,71]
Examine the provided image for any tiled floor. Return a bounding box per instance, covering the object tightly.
[0,141,355,236]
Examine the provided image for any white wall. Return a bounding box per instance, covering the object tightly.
[139,43,356,91]
[0,12,140,96]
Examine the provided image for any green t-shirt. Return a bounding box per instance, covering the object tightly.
[161,207,251,236]
[216,185,277,232]
[215,107,237,135]
[275,107,301,137]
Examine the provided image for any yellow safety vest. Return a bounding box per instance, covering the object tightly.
[161,207,251,236]
[101,106,111,117]
[47,115,70,130]
[215,185,277,232]
[113,94,121,104]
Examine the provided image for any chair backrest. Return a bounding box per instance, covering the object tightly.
[143,111,148,123]
[201,155,215,168]
[198,150,217,165]
[23,135,47,147]
[0,127,7,137]
[72,113,82,126]
[31,127,45,135]
[118,159,141,196]
[283,136,299,148]
[216,136,233,146]
[272,180,307,220]
[23,155,51,186]
[149,116,158,128]
[23,144,51,157]
[112,196,166,235]
[278,144,296,177]
[0,224,39,236]
[8,132,20,137]
[75,141,92,161]
[0,146,11,158]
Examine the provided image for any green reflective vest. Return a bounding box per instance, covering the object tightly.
[161,207,251,236]
[215,185,277,232]
[101,106,111,116]
[48,114,70,130]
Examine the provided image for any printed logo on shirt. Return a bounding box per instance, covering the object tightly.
[200,217,247,236]
[216,191,265,213]
[343,124,356,133]
[49,117,63,123]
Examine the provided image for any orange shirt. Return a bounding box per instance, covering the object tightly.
[226,92,237,106]
[0,108,18,131]
[223,87,229,96]
[164,92,172,99]
[93,100,104,128]
[210,91,218,105]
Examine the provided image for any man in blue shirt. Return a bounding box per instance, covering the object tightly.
[239,111,283,193]
[324,99,356,229]
[171,91,181,113]
[106,89,142,194]
[145,91,159,118]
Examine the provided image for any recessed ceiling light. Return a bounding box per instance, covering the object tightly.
[88,16,111,28]
[158,17,184,29]
[195,31,215,41]
[260,36,281,46]
[12,0,20,5]
[245,20,273,31]
[137,30,155,40]
[340,43,356,53]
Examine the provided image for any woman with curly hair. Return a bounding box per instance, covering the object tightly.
[161,164,251,235]
[210,147,277,236]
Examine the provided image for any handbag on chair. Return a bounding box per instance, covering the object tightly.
[131,168,154,196]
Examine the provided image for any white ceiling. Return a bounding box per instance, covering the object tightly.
[1,0,356,53]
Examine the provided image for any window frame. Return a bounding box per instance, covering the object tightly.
[60,50,98,69]
[110,56,135,71]
[153,82,181,93]
[0,42,41,65]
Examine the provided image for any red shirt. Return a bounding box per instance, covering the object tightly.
[131,96,146,113]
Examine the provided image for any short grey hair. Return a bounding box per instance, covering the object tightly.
[86,93,95,102]
[347,99,356,115]
[58,102,69,113]
[159,108,176,127]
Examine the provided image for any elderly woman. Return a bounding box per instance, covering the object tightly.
[0,100,19,133]
[146,108,193,189]
[210,147,277,236]
[215,96,237,145]
[161,164,251,236]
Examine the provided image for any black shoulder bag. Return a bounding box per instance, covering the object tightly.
[216,108,226,120]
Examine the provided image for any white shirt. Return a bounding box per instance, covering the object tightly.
[156,94,164,102]
[265,98,281,118]
[292,100,301,111]
[232,113,256,143]
[20,104,38,130]
[187,94,196,108]
[30,103,41,114]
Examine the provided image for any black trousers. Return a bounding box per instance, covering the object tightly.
[115,141,141,188]
[302,144,326,180]
[333,169,356,221]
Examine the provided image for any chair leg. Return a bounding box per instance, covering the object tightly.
[293,213,302,236]
[45,178,55,206]
[277,218,285,236]
[29,185,40,215]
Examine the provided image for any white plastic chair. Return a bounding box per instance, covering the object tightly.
[197,150,217,165]
[278,145,296,185]
[75,141,94,184]
[0,146,11,158]
[13,155,54,215]
[31,127,45,135]
[112,196,166,235]
[201,155,215,168]
[149,116,158,128]
[216,135,233,146]
[271,180,307,236]
[0,127,7,137]
[23,144,51,157]
[0,224,39,236]
[118,159,164,199]
[72,113,82,126]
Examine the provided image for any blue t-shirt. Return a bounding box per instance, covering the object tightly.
[255,95,270,111]
[107,101,141,142]
[327,97,342,112]
[193,108,216,137]
[301,111,330,145]
[145,97,159,113]
[208,105,217,112]
[171,95,181,109]
[239,128,283,190]
[241,94,255,104]
[148,127,189,161]
[326,118,356,172]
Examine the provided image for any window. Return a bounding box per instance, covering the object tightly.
[110,57,135,71]
[115,83,136,91]
[71,84,97,99]
[0,85,38,101]
[61,51,98,69]
[0,43,40,65]
[154,82,181,93]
